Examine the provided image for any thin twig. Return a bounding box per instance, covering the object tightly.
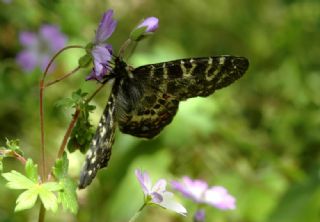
[38,45,84,222]
[86,83,107,103]
[57,108,81,159]
[45,66,81,88]
[39,79,46,180]
[13,152,27,165]
[41,45,84,80]
[0,150,27,165]
[38,204,45,222]
[56,83,107,159]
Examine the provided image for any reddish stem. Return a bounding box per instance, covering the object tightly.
[13,152,27,165]
[56,83,107,159]
[57,108,81,159]
[45,66,81,88]
[38,44,84,222]
[41,45,83,81]
[39,79,46,180]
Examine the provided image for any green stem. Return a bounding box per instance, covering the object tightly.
[118,39,132,58]
[128,203,147,222]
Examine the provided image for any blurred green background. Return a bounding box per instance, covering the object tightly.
[0,0,320,221]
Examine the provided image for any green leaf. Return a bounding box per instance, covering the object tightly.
[4,138,23,156]
[78,54,92,68]
[52,153,78,214]
[2,170,35,190]
[38,186,59,212]
[25,159,38,183]
[5,138,20,151]
[42,182,62,192]
[53,153,68,179]
[58,178,78,214]
[55,98,74,108]
[14,188,38,212]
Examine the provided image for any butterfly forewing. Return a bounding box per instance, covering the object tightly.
[118,56,249,138]
[133,56,249,99]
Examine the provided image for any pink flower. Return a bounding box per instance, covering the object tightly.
[135,169,187,216]
[172,177,236,210]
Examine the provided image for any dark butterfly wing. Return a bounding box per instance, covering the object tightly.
[79,86,118,189]
[118,56,249,138]
[134,56,249,99]
[117,87,179,139]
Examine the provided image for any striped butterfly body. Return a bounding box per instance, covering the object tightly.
[79,56,249,188]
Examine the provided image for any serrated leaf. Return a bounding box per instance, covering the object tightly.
[2,170,35,189]
[42,182,62,192]
[5,139,23,156]
[38,186,59,212]
[55,98,74,108]
[53,153,68,179]
[14,188,38,212]
[58,178,78,214]
[25,159,38,183]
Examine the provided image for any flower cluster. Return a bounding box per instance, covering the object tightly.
[87,11,159,81]
[16,25,67,72]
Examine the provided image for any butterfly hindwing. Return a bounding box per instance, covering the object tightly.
[117,88,179,139]
[79,86,118,188]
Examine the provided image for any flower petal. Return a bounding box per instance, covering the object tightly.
[194,209,206,222]
[40,25,67,52]
[152,179,167,193]
[158,191,187,216]
[150,192,163,203]
[95,9,117,43]
[135,169,152,195]
[204,186,236,210]
[87,44,112,80]
[172,177,208,202]
[19,32,38,48]
[16,50,39,72]
[137,17,159,33]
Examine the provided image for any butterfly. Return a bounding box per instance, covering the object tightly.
[79,55,249,188]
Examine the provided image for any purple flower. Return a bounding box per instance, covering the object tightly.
[194,209,205,222]
[136,17,159,33]
[94,10,117,44]
[130,17,159,41]
[87,9,117,81]
[16,25,67,73]
[172,177,236,210]
[135,169,187,216]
